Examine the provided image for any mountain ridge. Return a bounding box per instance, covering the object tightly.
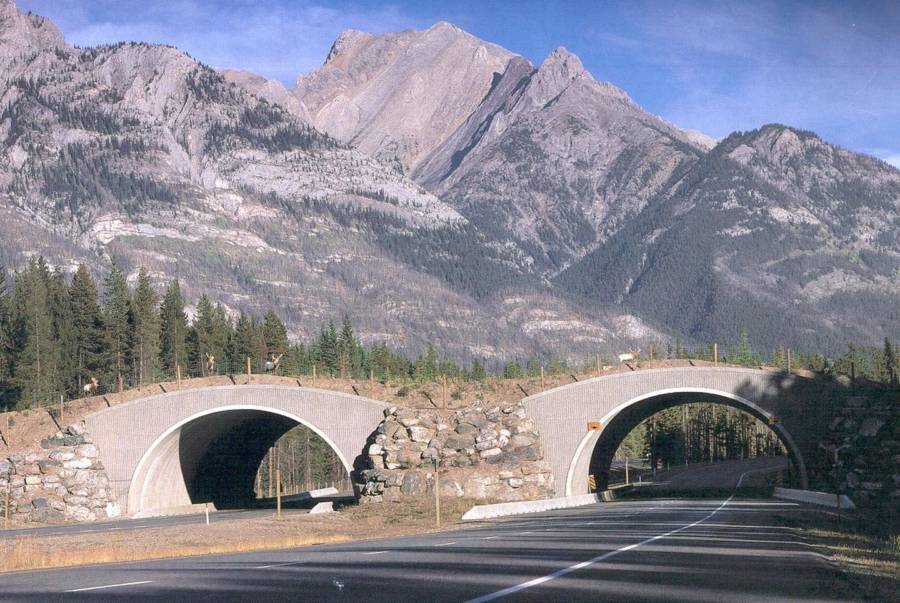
[1,0,898,358]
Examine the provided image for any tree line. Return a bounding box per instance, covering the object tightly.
[0,258,896,412]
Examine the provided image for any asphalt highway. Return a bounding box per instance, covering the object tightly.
[0,495,858,602]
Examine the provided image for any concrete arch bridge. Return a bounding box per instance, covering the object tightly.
[84,368,844,515]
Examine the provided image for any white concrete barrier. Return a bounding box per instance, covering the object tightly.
[773,487,855,510]
[462,493,603,521]
[309,501,334,514]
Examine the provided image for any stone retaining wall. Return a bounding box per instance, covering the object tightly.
[1,423,120,523]
[817,394,899,508]
[358,402,554,502]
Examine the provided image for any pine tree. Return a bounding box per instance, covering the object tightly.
[230,313,257,373]
[470,358,486,381]
[131,268,160,384]
[102,260,132,391]
[48,269,76,397]
[12,258,61,407]
[263,311,288,357]
[69,264,104,392]
[734,331,754,366]
[882,337,896,383]
[158,279,187,376]
[0,268,13,408]
[315,321,339,375]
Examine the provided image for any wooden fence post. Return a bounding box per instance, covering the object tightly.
[246,357,252,383]
[713,343,718,366]
[540,366,545,391]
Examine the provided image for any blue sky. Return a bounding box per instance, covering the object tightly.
[19,0,900,167]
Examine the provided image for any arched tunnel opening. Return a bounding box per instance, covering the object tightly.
[131,408,352,513]
[587,393,800,493]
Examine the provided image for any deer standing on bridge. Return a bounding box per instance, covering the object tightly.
[617,350,640,364]
[83,376,99,395]
[265,353,284,374]
[206,353,216,375]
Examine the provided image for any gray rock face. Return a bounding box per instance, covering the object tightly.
[294,22,515,173]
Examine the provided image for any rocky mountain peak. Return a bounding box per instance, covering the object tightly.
[540,46,588,80]
[324,28,374,67]
[0,0,67,56]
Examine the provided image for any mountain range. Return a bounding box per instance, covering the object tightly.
[1,0,898,360]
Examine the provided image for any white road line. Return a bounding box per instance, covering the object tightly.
[433,541,457,547]
[482,536,499,540]
[64,581,153,593]
[255,561,306,569]
[362,550,389,555]
[465,496,735,603]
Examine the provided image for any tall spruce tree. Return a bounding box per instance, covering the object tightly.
[230,313,257,373]
[131,268,160,385]
[69,265,104,392]
[102,261,132,391]
[0,269,13,408]
[12,258,61,407]
[158,279,187,376]
[48,269,76,397]
[263,310,288,358]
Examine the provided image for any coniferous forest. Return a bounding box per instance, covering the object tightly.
[0,258,897,414]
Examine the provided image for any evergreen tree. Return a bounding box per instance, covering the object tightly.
[315,321,339,375]
[131,268,160,384]
[263,310,289,358]
[415,345,438,382]
[734,331,754,366]
[48,269,76,397]
[881,337,896,383]
[69,264,104,392]
[230,313,257,373]
[102,260,132,390]
[11,258,62,407]
[158,279,187,376]
[502,360,522,379]
[470,358,486,381]
[0,269,13,408]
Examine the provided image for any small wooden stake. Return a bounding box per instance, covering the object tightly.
[59,395,64,427]
[247,357,252,383]
[434,459,441,529]
[441,375,447,409]
[713,343,718,366]
[176,364,182,388]
[369,368,374,390]
[595,354,601,376]
[312,364,317,385]
[276,469,282,519]
[540,366,545,391]
[786,349,792,373]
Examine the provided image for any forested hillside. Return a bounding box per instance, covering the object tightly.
[1,259,896,412]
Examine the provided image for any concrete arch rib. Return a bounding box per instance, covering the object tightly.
[563,387,807,496]
[522,367,817,498]
[127,405,353,514]
[84,385,389,515]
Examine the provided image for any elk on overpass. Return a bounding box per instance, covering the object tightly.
[84,385,389,516]
[523,367,844,496]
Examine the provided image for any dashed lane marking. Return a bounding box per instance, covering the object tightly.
[65,581,152,593]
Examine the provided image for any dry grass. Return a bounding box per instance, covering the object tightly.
[0,496,487,573]
[0,532,351,573]
[775,510,900,602]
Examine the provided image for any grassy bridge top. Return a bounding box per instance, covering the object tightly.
[0,359,828,455]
